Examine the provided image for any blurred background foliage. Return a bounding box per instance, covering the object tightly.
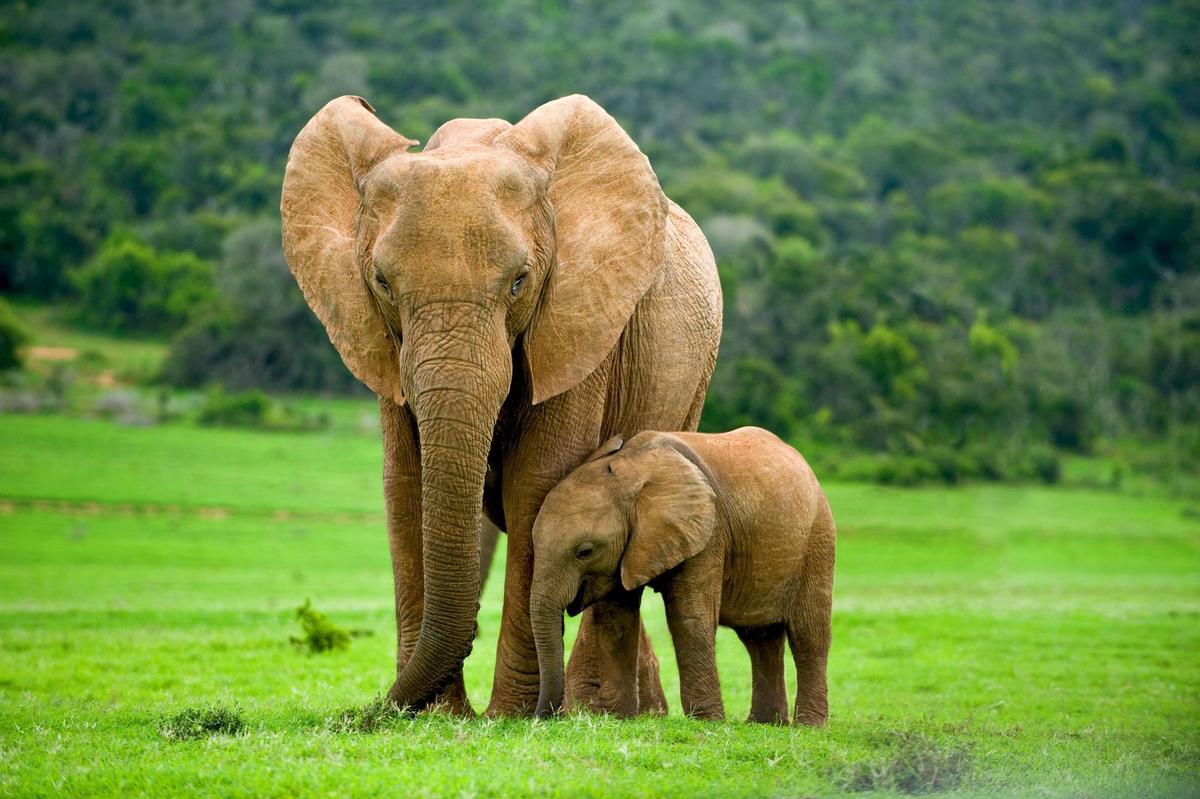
[1,0,1197,485]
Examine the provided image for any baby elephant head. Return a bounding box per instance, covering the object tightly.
[529,433,717,716]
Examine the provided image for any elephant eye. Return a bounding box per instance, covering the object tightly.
[576,542,595,560]
[375,271,392,296]
[510,272,527,297]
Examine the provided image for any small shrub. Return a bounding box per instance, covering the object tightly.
[43,363,75,411]
[875,455,939,486]
[159,703,246,740]
[195,387,331,432]
[0,389,42,412]
[963,443,1004,481]
[0,298,29,372]
[92,389,140,420]
[1023,445,1062,484]
[291,599,351,654]
[197,387,272,428]
[832,731,971,794]
[77,348,108,369]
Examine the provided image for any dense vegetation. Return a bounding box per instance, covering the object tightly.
[2,0,1197,482]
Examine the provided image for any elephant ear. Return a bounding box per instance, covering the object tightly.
[498,95,668,405]
[618,438,717,591]
[280,95,417,404]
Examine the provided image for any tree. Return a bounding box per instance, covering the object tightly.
[71,232,215,334]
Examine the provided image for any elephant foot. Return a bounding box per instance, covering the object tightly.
[562,674,598,714]
[563,668,639,717]
[684,706,725,722]
[483,700,535,718]
[746,708,788,725]
[483,688,538,717]
[563,684,639,717]
[484,656,540,717]
[792,708,828,727]
[387,669,475,717]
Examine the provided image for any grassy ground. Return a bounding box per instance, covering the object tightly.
[8,302,168,384]
[1,414,1198,797]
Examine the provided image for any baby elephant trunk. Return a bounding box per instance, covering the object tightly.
[531,595,567,717]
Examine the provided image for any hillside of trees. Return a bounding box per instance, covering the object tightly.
[2,0,1197,483]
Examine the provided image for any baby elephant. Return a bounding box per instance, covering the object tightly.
[530,427,835,725]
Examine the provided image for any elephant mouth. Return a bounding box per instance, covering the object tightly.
[565,583,587,617]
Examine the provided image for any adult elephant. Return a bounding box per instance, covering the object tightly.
[281,94,721,716]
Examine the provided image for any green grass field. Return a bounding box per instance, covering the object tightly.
[1,414,1198,797]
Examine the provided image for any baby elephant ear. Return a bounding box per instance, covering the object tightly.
[619,440,717,590]
[585,435,624,462]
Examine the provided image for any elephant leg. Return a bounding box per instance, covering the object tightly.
[486,378,614,716]
[486,509,542,715]
[380,398,473,716]
[665,606,723,721]
[564,612,666,716]
[786,619,828,727]
[789,506,834,726]
[737,624,789,724]
[786,588,832,726]
[660,561,723,721]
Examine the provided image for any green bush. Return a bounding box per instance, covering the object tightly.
[290,599,351,654]
[1021,445,1063,485]
[0,298,29,371]
[925,446,977,485]
[875,456,940,487]
[194,387,331,432]
[196,387,272,428]
[71,231,215,335]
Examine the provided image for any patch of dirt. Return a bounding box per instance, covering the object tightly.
[27,346,78,362]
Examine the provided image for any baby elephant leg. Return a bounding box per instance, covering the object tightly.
[787,590,831,725]
[789,510,834,726]
[665,608,723,720]
[736,625,789,724]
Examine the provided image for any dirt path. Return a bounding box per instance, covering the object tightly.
[27,346,78,361]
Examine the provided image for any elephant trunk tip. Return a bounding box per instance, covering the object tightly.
[534,694,562,719]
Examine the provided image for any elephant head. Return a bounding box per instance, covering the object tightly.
[280,95,669,708]
[528,434,717,716]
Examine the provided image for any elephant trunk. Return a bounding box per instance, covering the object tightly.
[386,302,510,710]
[531,585,570,717]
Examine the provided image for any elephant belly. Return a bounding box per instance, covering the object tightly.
[718,550,805,629]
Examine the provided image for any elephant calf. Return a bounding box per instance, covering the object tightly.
[530,427,836,725]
